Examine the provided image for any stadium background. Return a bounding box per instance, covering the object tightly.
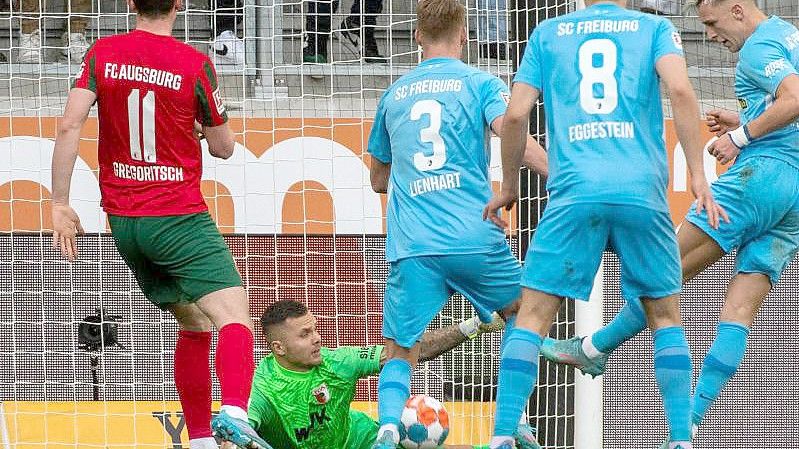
[1,0,798,447]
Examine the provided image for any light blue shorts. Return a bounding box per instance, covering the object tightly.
[383,244,522,348]
[522,202,681,302]
[686,156,799,285]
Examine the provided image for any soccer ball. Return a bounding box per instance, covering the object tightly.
[399,394,450,449]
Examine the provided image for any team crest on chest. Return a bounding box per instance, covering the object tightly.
[737,97,748,109]
[312,383,330,404]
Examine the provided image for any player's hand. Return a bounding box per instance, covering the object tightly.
[52,202,84,261]
[193,121,205,140]
[707,133,740,165]
[690,178,729,229]
[477,312,506,334]
[483,189,518,229]
[220,442,237,449]
[705,109,740,136]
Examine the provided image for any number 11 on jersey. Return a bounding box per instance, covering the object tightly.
[128,89,157,163]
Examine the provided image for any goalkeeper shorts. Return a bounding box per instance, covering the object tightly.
[108,212,242,308]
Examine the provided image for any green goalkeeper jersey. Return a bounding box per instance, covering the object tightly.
[248,345,384,449]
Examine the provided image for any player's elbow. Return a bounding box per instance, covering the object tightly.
[370,159,390,193]
[781,88,799,119]
[504,107,528,126]
[57,117,83,137]
[209,140,235,159]
[666,82,698,106]
[370,174,388,193]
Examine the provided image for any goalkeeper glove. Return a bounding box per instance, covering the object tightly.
[458,312,506,339]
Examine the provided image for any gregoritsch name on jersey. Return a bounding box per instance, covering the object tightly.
[73,29,228,217]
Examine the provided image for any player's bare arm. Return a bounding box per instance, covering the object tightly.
[711,74,799,164]
[51,87,96,261]
[483,82,540,229]
[706,109,741,135]
[203,122,236,159]
[379,314,506,367]
[490,115,548,178]
[370,157,391,193]
[657,53,728,229]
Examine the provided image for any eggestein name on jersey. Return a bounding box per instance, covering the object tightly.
[568,120,635,143]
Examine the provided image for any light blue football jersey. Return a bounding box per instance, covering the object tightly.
[368,57,509,262]
[515,3,684,211]
[735,16,799,169]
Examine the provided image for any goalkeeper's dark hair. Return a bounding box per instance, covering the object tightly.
[260,300,309,339]
[133,0,176,18]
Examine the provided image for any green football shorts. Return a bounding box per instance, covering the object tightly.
[346,410,380,449]
[108,212,242,308]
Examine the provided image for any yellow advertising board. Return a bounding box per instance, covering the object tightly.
[1,401,494,448]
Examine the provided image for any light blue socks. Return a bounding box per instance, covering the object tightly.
[591,298,647,353]
[493,327,543,437]
[653,326,693,443]
[377,358,412,428]
[693,322,749,425]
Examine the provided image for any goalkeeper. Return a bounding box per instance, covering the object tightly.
[239,300,528,449]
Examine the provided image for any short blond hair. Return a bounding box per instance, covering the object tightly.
[416,0,466,43]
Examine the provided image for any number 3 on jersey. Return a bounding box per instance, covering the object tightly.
[411,99,447,171]
[578,39,618,114]
[128,89,157,163]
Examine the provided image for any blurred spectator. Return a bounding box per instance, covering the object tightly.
[15,0,90,63]
[638,0,680,15]
[476,0,508,60]
[304,0,387,64]
[208,0,245,68]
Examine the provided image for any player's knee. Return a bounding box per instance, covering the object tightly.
[196,286,253,329]
[641,294,682,329]
[384,339,420,366]
[719,302,759,327]
[169,304,213,332]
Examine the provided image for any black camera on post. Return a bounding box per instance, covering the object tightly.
[78,308,122,352]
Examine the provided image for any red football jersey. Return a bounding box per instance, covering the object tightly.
[73,29,228,217]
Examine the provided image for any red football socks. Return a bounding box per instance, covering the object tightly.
[215,323,255,410]
[175,330,213,439]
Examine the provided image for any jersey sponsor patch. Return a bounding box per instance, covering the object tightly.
[312,383,330,404]
[764,58,790,78]
[76,60,86,80]
[671,31,683,50]
[738,97,749,109]
[500,91,511,105]
[213,87,225,115]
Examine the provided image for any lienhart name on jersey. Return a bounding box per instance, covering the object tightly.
[104,63,183,91]
[557,19,639,36]
[409,171,462,197]
[568,121,635,142]
[394,79,462,100]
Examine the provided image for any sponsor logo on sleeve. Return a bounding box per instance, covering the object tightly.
[213,87,225,115]
[500,91,511,105]
[765,58,790,78]
[76,60,86,80]
[672,31,683,50]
